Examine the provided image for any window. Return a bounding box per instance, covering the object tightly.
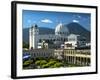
[66,44,72,47]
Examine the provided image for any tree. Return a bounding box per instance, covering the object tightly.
[47,61,57,66]
[23,42,29,48]
[23,60,31,67]
[40,60,47,65]
[42,64,49,68]
[53,62,64,67]
[35,60,47,67]
[35,60,41,65]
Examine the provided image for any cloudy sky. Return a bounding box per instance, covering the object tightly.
[22,10,91,31]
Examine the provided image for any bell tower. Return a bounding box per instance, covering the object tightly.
[29,24,39,49]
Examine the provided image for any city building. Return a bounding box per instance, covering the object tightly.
[23,49,90,66]
[29,23,69,49]
[27,49,54,59]
[29,23,88,49]
[64,34,86,49]
[23,23,91,66]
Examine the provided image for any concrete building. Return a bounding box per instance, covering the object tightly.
[26,23,91,66]
[29,23,88,50]
[29,23,69,49]
[64,34,86,49]
[23,49,90,66]
[27,49,54,59]
[63,49,90,66]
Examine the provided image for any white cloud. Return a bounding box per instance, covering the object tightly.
[72,20,79,23]
[41,19,52,23]
[73,15,82,19]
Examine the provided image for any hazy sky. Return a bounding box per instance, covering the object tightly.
[22,10,91,31]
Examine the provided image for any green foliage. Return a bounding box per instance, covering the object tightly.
[47,61,57,66]
[42,64,49,68]
[35,60,47,66]
[54,62,64,67]
[35,60,41,65]
[34,57,65,68]
[23,42,29,48]
[40,60,47,65]
[23,60,31,67]
[23,57,81,69]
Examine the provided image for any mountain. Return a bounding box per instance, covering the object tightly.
[38,27,54,34]
[23,27,54,43]
[23,22,90,43]
[64,22,90,42]
[23,28,29,43]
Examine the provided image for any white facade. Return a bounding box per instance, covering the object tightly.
[64,34,87,49]
[55,23,69,36]
[29,23,69,49]
[29,24,39,49]
[29,23,88,49]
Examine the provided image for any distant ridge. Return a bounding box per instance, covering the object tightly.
[23,22,90,43]
[23,27,54,43]
[65,22,90,42]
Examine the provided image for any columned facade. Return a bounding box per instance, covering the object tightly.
[63,49,90,66]
[24,49,90,66]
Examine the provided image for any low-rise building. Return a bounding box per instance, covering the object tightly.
[29,49,54,59]
[64,34,87,49]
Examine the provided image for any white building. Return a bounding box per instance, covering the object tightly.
[64,34,86,49]
[29,49,54,59]
[29,23,88,49]
[29,23,69,49]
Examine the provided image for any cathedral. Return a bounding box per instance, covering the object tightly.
[29,23,87,49]
[27,23,90,67]
[29,23,69,49]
